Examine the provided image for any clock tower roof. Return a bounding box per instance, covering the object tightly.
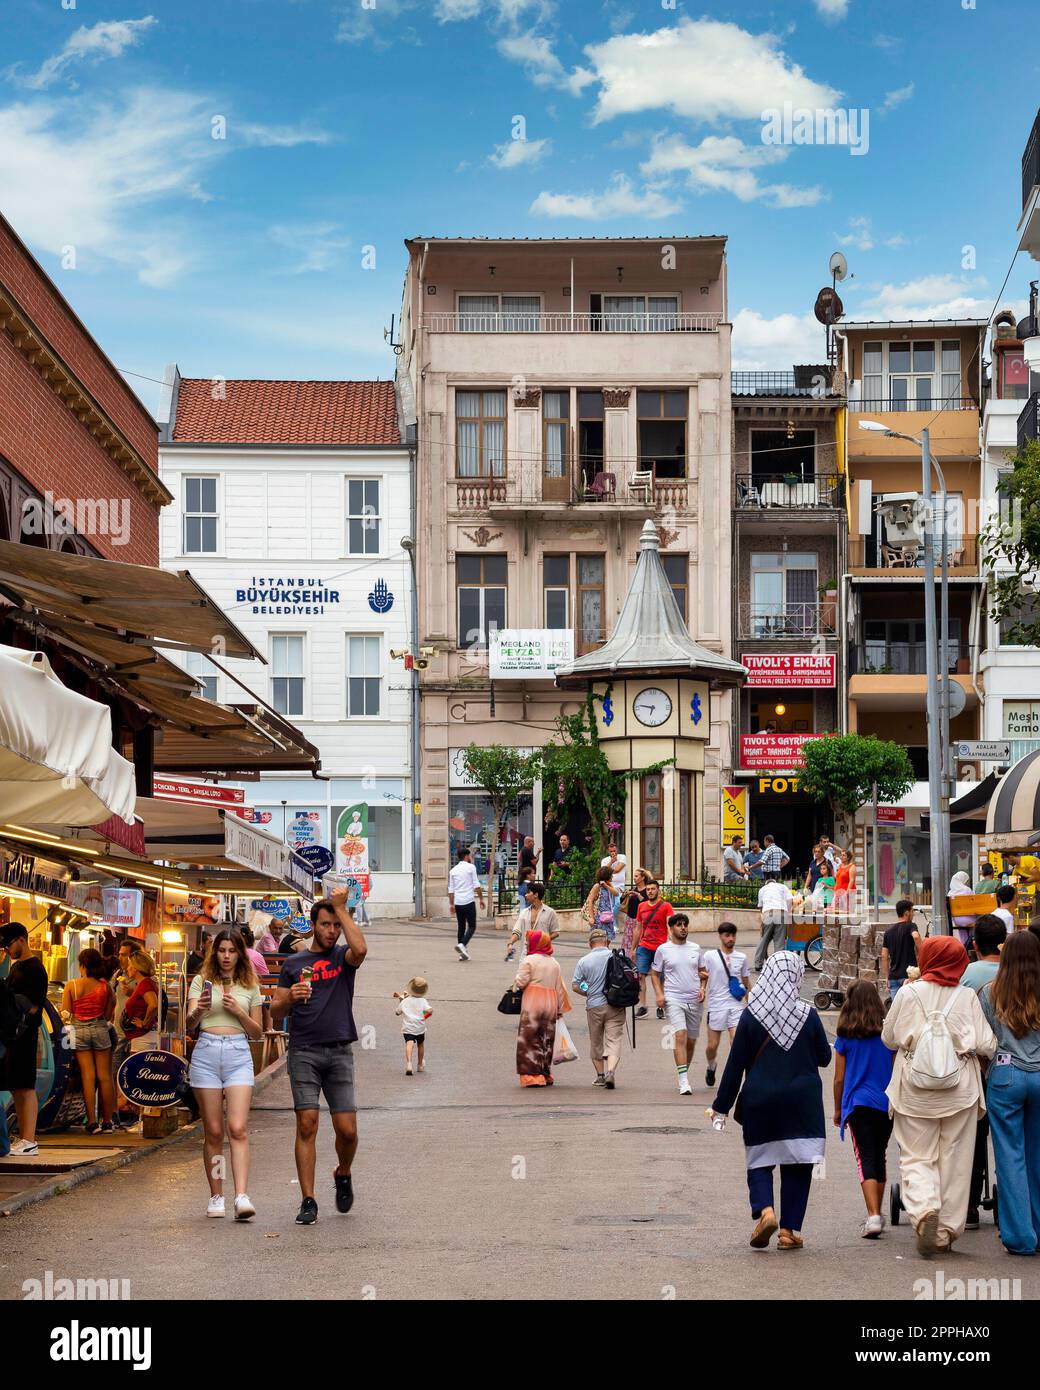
[555,520,747,689]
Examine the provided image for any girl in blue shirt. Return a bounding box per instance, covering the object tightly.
[833,981,896,1239]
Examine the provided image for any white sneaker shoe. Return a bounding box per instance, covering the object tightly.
[234,1194,256,1221]
[418,1061,426,1073]
[207,1196,226,1218]
[9,1139,39,1156]
[678,1076,693,1096]
[862,1214,885,1239]
[458,944,471,960]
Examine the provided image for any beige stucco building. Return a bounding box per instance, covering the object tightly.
[396,236,736,913]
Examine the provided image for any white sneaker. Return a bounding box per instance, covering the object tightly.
[405,1064,413,1075]
[862,1214,885,1239]
[234,1194,256,1221]
[458,944,471,960]
[9,1139,39,1156]
[207,1196,225,1218]
[678,1075,693,1096]
[418,1061,426,1073]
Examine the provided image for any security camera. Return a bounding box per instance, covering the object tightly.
[390,648,409,660]
[419,646,436,657]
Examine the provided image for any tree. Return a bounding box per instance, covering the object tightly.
[799,734,915,835]
[982,438,1040,645]
[461,744,541,916]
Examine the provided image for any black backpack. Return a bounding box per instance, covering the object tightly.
[604,948,640,1009]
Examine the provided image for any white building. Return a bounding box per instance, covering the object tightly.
[157,371,414,916]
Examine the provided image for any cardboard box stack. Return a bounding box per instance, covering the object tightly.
[817,922,888,1001]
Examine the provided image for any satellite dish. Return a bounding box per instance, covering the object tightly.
[829,251,849,282]
[814,286,844,325]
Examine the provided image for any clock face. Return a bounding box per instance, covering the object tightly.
[633,686,673,728]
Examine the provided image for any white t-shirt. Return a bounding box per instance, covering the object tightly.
[993,906,1015,932]
[759,880,793,915]
[702,948,749,1008]
[651,940,704,1003]
[448,860,480,906]
[397,995,432,1035]
[601,853,627,893]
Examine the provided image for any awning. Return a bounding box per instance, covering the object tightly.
[921,771,1001,837]
[0,644,135,824]
[986,748,1040,846]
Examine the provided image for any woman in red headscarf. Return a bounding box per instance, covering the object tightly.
[882,934,996,1255]
[511,929,571,1087]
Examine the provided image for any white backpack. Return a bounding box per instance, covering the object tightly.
[905,987,963,1091]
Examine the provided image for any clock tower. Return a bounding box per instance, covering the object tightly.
[555,520,746,883]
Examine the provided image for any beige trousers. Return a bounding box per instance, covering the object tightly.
[892,1105,978,1243]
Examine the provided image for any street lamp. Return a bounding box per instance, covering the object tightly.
[858,420,951,930]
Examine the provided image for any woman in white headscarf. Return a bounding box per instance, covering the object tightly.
[710,951,832,1251]
[948,870,976,946]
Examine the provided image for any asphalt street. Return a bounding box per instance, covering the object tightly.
[1,920,1036,1302]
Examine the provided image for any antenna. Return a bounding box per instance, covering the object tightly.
[829,250,849,283]
[383,313,403,356]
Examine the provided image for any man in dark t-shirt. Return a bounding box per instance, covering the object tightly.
[519,836,540,874]
[0,923,49,1156]
[272,887,367,1225]
[881,899,919,999]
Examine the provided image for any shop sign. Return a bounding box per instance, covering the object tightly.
[449,746,538,789]
[4,853,68,901]
[116,1050,186,1108]
[225,816,290,878]
[296,845,335,877]
[876,806,906,825]
[741,654,836,688]
[152,777,245,809]
[286,810,323,852]
[243,809,274,824]
[164,890,221,926]
[489,628,574,680]
[100,887,143,927]
[1004,701,1040,738]
[756,776,807,795]
[335,804,369,876]
[740,733,826,770]
[721,785,747,838]
[251,898,291,918]
[322,871,370,905]
[93,814,146,858]
[285,849,317,897]
[234,576,341,617]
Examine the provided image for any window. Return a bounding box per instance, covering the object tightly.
[602,294,679,330]
[998,592,1040,647]
[183,476,218,554]
[330,803,403,872]
[576,555,605,653]
[940,340,961,406]
[458,294,540,331]
[662,554,689,621]
[862,342,883,407]
[637,389,687,478]
[542,391,569,496]
[346,635,381,716]
[861,339,968,411]
[456,553,507,649]
[577,390,604,491]
[641,772,664,879]
[347,479,380,555]
[750,552,817,637]
[543,554,569,629]
[456,390,506,478]
[448,791,533,878]
[271,634,305,716]
[185,651,218,702]
[749,429,817,485]
[678,771,693,880]
[862,619,961,673]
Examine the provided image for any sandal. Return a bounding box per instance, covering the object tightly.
[750,1209,778,1248]
[777,1230,804,1250]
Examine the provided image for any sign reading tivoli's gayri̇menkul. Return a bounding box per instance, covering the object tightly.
[235,576,341,616]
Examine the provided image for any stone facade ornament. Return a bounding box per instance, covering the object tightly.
[462,526,503,547]
[601,388,631,408]
[512,388,541,407]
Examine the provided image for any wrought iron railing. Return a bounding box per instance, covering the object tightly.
[1017,391,1039,451]
[735,473,842,508]
[424,311,721,334]
[731,370,840,397]
[496,877,763,914]
[739,602,835,640]
[850,642,973,675]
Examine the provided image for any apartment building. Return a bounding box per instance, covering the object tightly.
[730,366,846,873]
[157,372,414,915]
[838,319,987,900]
[396,236,735,912]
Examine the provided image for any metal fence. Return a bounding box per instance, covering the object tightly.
[496,878,761,914]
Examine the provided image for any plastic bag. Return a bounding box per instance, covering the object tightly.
[552,1016,579,1064]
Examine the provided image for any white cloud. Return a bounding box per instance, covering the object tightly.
[732,307,827,371]
[837,215,874,252]
[497,34,594,94]
[269,222,351,273]
[15,17,157,89]
[530,172,681,220]
[858,274,991,320]
[641,133,825,208]
[434,0,481,18]
[488,135,550,168]
[582,17,840,124]
[813,0,849,20]
[880,82,914,114]
[237,121,333,147]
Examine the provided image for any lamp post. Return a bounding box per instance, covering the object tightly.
[858,421,951,930]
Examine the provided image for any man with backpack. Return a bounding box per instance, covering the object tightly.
[0,924,48,1156]
[572,929,627,1089]
[633,881,674,1019]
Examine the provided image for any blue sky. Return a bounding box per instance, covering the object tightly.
[1,0,1037,412]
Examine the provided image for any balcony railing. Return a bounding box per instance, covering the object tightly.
[739,602,835,640]
[1017,392,1039,451]
[850,536,979,570]
[422,311,721,334]
[851,397,979,413]
[731,370,840,397]
[850,643,974,676]
[1024,108,1040,212]
[450,470,687,511]
[735,472,843,509]
[1009,736,1040,766]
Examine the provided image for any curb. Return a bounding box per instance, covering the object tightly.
[0,1054,287,1219]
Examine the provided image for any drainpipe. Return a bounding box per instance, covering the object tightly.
[403,443,422,920]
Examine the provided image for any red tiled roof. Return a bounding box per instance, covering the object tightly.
[172,379,400,446]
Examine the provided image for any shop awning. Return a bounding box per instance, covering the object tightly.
[986,748,1040,847]
[0,644,135,824]
[921,771,1001,837]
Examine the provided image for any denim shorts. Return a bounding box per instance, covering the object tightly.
[189,1033,255,1089]
[70,1018,112,1051]
[287,1042,356,1113]
[635,945,657,975]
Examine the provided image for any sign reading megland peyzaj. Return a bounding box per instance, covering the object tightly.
[490,629,575,680]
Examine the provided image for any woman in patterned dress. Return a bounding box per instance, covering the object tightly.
[512,929,570,1087]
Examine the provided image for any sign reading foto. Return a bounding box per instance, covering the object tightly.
[741,654,836,687]
[490,629,574,680]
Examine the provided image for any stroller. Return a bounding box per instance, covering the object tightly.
[889,1124,998,1229]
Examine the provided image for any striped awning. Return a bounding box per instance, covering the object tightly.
[985,748,1040,841]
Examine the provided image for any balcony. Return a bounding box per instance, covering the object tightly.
[738,602,836,641]
[854,396,978,413]
[735,472,843,509]
[731,370,841,397]
[849,642,974,676]
[1017,391,1039,451]
[849,535,979,575]
[423,311,721,334]
[1023,108,1040,212]
[448,468,687,517]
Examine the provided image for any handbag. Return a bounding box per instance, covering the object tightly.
[497,987,523,1016]
[732,1035,770,1126]
[718,949,747,1001]
[552,1017,579,1065]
